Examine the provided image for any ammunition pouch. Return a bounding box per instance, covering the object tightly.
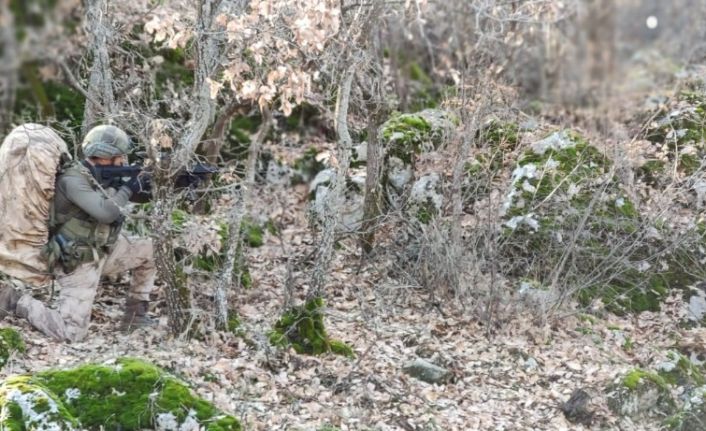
[44,217,121,274]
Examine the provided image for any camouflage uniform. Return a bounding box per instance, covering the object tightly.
[16,235,156,342]
[13,125,157,342]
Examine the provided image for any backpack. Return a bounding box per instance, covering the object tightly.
[0,124,72,286]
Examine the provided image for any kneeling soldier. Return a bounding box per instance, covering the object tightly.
[0,125,157,342]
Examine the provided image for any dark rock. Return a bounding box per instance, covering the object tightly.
[561,388,593,425]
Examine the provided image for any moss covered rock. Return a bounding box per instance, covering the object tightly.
[379,109,455,210]
[607,369,676,418]
[409,173,443,224]
[606,354,706,428]
[0,376,78,430]
[641,90,706,182]
[308,169,366,232]
[500,131,620,288]
[269,297,354,358]
[500,130,706,314]
[0,358,240,430]
[381,109,455,166]
[657,351,706,388]
[0,328,25,370]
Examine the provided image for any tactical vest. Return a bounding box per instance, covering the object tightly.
[45,162,121,273]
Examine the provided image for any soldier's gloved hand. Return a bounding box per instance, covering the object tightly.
[106,176,125,190]
[126,174,152,195]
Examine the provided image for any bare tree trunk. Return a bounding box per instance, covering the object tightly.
[585,0,616,108]
[174,0,223,169]
[82,0,116,132]
[360,29,385,254]
[156,0,223,335]
[309,66,356,298]
[152,182,192,335]
[0,0,18,133]
[214,109,272,329]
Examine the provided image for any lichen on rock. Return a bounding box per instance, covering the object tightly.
[607,369,676,418]
[409,173,443,224]
[0,376,78,430]
[0,358,241,431]
[380,109,455,166]
[379,109,455,212]
[608,354,706,429]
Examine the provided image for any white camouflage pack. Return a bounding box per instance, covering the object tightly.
[0,123,71,286]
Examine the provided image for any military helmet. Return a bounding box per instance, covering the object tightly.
[82,125,131,158]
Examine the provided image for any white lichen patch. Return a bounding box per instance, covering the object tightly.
[511,163,538,185]
[63,388,80,402]
[111,387,126,397]
[505,214,540,232]
[656,360,677,373]
[156,412,179,431]
[687,386,706,407]
[531,131,577,156]
[545,158,560,170]
[410,174,442,211]
[155,410,200,431]
[521,180,536,193]
[389,131,405,142]
[502,163,539,213]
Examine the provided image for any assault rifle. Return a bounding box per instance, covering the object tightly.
[94,162,219,201]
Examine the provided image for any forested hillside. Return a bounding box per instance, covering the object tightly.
[3,1,706,430]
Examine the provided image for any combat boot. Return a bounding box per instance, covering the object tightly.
[0,285,21,319]
[121,297,157,331]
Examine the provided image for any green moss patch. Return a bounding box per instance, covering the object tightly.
[241,217,265,248]
[380,109,455,165]
[622,369,670,391]
[481,119,520,148]
[381,113,432,165]
[269,297,354,358]
[0,358,240,430]
[227,311,242,334]
[0,328,25,370]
